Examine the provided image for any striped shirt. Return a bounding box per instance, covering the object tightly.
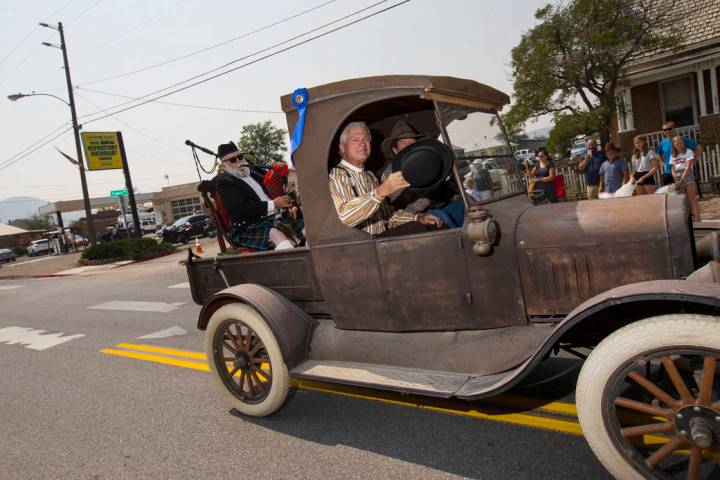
[328,160,417,235]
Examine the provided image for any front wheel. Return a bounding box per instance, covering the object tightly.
[177,233,188,244]
[204,303,290,417]
[577,314,720,480]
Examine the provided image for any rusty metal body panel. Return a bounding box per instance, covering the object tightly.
[516,194,694,317]
[185,248,327,316]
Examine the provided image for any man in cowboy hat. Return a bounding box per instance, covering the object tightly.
[381,120,426,160]
[380,120,464,228]
[215,141,304,250]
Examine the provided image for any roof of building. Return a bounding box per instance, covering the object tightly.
[634,0,720,63]
[0,223,29,236]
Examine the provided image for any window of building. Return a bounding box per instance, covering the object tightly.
[170,197,202,221]
[660,76,696,127]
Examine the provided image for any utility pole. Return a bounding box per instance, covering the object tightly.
[43,22,97,245]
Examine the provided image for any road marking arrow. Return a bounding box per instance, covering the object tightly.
[137,326,187,339]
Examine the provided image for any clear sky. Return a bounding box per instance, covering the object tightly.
[0,0,551,208]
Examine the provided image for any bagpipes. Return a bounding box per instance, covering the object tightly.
[262,162,303,247]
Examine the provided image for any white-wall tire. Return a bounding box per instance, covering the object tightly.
[205,303,290,417]
[576,314,720,480]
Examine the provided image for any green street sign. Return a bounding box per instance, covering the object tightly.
[110,189,128,197]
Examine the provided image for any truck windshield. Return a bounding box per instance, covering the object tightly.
[437,103,525,204]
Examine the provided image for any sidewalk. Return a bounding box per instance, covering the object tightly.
[0,237,219,279]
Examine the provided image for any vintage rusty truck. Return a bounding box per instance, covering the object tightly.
[184,75,720,480]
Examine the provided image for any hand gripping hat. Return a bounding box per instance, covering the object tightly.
[391,138,453,191]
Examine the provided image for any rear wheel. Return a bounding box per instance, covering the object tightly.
[205,303,290,417]
[577,314,720,480]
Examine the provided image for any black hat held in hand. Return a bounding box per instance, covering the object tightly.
[391,138,453,190]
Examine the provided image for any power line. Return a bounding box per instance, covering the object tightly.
[77,86,283,113]
[0,122,72,169]
[81,0,406,125]
[0,126,73,171]
[74,91,188,155]
[78,0,339,87]
[98,1,180,48]
[0,0,79,69]
[79,0,388,121]
[65,0,104,26]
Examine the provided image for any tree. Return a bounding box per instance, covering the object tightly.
[237,120,288,166]
[10,214,52,231]
[504,0,681,156]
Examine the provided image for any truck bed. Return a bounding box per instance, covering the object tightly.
[183,247,328,315]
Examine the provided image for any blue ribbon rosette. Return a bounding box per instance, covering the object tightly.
[290,87,308,166]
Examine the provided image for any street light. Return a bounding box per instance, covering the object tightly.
[7,92,70,106]
[9,21,97,245]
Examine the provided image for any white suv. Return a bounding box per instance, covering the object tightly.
[27,239,52,256]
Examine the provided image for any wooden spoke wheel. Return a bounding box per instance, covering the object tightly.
[205,303,290,417]
[577,315,720,480]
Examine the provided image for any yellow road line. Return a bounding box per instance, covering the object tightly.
[102,343,681,448]
[100,348,209,371]
[115,343,207,360]
[101,342,584,435]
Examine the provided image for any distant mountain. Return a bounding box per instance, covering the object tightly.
[0,196,49,223]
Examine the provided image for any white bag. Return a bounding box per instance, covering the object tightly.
[613,181,636,198]
[655,185,671,194]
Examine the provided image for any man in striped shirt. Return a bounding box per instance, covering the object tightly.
[328,122,442,236]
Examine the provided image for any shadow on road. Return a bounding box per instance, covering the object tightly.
[234,356,608,479]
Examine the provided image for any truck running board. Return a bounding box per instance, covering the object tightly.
[291,360,470,398]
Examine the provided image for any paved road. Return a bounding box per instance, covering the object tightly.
[0,250,610,479]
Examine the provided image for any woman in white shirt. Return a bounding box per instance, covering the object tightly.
[670,136,700,220]
[630,135,659,194]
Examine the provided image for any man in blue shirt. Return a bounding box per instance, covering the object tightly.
[577,137,606,199]
[657,122,700,186]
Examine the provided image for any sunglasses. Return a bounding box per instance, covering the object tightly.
[662,128,673,132]
[223,154,244,163]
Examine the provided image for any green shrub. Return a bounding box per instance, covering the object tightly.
[11,246,27,256]
[81,237,175,261]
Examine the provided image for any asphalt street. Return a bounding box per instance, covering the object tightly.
[0,248,610,479]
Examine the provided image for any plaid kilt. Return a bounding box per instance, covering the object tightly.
[229,216,304,251]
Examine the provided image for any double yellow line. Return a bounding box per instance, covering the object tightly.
[101,342,584,435]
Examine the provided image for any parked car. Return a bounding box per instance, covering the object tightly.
[0,248,17,263]
[161,214,212,244]
[569,140,586,161]
[184,75,720,480]
[27,239,52,256]
[72,235,88,247]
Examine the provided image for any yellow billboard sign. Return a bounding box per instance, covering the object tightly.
[81,132,123,171]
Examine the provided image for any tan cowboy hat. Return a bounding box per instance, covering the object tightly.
[381,120,426,159]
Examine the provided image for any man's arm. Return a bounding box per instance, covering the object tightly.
[577,152,591,173]
[328,169,383,227]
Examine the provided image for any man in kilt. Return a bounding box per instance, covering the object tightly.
[215,142,304,250]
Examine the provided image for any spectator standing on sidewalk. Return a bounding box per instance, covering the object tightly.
[670,136,701,221]
[530,147,558,203]
[577,137,606,200]
[657,122,701,186]
[599,143,630,195]
[630,135,659,194]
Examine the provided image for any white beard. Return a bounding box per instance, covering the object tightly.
[225,164,250,179]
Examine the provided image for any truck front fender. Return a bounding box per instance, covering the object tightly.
[197,284,314,367]
[456,280,720,400]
